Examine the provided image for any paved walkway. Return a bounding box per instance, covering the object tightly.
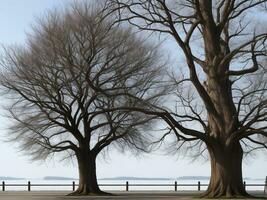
[0,191,266,200]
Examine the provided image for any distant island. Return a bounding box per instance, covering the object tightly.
[0,176,25,180]
[100,177,172,180]
[43,176,78,180]
[178,176,210,180]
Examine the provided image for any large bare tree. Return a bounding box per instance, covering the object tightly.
[107,0,267,197]
[0,2,164,195]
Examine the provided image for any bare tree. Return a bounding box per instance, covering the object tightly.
[0,2,165,195]
[107,0,267,197]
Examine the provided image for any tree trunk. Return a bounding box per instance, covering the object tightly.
[203,141,249,198]
[69,152,109,196]
[199,68,252,198]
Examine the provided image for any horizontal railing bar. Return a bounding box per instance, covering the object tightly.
[245,184,266,186]
[99,184,126,186]
[4,184,28,186]
[32,184,75,186]
[123,184,174,186]
[1,184,264,186]
[125,184,209,186]
[4,184,72,186]
[1,182,265,188]
[18,184,212,187]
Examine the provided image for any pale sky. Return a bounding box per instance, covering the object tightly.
[0,0,266,180]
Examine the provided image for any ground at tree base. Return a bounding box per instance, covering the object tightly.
[0,191,266,200]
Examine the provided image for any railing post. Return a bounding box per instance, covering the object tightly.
[264,176,267,194]
[126,181,129,191]
[243,181,246,190]
[28,181,31,192]
[174,181,177,191]
[198,181,200,191]
[72,181,75,191]
[2,181,5,191]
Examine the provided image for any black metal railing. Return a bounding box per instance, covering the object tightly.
[1,181,266,192]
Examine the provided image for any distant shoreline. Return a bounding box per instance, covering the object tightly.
[43,176,78,180]
[0,177,25,180]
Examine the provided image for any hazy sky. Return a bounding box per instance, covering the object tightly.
[0,0,266,180]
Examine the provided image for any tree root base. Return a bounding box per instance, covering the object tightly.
[200,189,253,199]
[67,190,112,196]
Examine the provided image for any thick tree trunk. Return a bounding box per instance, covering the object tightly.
[199,69,252,198]
[69,152,109,196]
[203,142,249,198]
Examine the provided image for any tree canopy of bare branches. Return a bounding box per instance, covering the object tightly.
[107,0,267,197]
[0,2,165,195]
